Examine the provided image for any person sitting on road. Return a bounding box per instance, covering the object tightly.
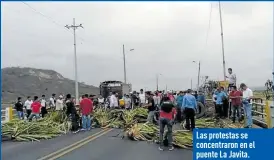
[182,89,197,131]
[158,96,177,151]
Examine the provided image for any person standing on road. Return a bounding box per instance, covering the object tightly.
[214,87,227,119]
[49,94,56,110]
[56,95,64,111]
[80,94,93,131]
[28,96,41,121]
[131,91,139,109]
[139,89,146,107]
[66,94,79,133]
[24,96,33,119]
[182,89,197,131]
[158,96,177,151]
[144,91,156,123]
[153,91,161,109]
[176,91,184,123]
[124,94,132,110]
[40,95,47,118]
[240,83,253,128]
[15,97,24,119]
[110,92,118,109]
[229,86,242,123]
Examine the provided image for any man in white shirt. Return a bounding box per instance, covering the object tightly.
[56,95,64,111]
[110,92,118,108]
[240,83,253,128]
[139,89,146,106]
[226,68,237,89]
[24,96,33,119]
[49,94,56,110]
[40,95,47,117]
[153,91,161,108]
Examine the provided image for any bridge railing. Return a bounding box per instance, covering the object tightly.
[1,107,16,124]
[206,98,274,128]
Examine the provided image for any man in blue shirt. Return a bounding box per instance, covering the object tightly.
[182,89,197,131]
[214,87,227,119]
[175,91,184,123]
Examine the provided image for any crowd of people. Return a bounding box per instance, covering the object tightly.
[12,67,255,150]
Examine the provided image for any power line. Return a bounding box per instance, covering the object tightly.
[21,2,85,42]
[204,2,213,50]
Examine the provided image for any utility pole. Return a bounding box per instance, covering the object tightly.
[123,44,127,84]
[197,61,201,90]
[191,79,193,90]
[156,74,159,91]
[65,18,83,105]
[218,1,227,81]
[122,45,134,84]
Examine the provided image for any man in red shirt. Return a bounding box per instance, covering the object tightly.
[158,96,177,151]
[80,94,93,131]
[28,96,42,121]
[229,86,242,123]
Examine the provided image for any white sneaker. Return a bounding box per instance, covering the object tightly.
[158,146,164,151]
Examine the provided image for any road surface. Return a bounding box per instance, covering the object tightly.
[2,128,191,160]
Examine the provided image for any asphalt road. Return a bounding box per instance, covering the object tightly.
[2,128,191,160]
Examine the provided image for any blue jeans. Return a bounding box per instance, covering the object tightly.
[159,118,173,147]
[17,111,24,119]
[243,103,252,127]
[82,115,92,130]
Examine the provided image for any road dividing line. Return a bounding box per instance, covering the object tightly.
[48,128,113,160]
[37,128,111,160]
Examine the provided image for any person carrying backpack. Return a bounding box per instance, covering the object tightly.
[158,96,177,151]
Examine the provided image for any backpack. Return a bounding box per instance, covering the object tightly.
[161,101,174,113]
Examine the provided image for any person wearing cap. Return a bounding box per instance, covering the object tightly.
[56,95,64,111]
[144,91,156,123]
[240,83,253,128]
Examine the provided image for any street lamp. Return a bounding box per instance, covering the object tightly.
[122,44,134,84]
[156,73,162,91]
[193,61,201,91]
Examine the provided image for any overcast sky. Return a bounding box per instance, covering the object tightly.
[1,2,273,90]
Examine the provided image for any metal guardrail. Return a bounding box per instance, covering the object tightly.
[206,98,274,128]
